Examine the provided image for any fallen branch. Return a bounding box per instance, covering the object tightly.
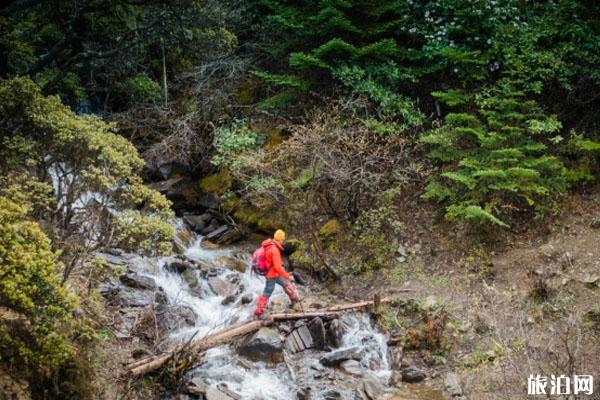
[127,297,399,377]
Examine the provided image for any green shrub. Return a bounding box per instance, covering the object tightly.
[421,80,567,227]
[0,196,76,369]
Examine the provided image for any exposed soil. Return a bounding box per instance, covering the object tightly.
[336,192,600,399]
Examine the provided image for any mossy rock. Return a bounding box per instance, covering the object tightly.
[199,170,232,196]
[233,204,285,234]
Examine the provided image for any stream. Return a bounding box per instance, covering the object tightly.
[109,221,440,400]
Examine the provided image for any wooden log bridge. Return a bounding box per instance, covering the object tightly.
[127,296,398,377]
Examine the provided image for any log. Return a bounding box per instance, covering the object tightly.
[126,296,400,377]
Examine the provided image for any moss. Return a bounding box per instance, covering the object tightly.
[233,204,284,233]
[319,219,341,238]
[264,128,284,150]
[199,170,232,195]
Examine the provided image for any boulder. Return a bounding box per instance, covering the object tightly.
[202,219,221,235]
[339,359,363,377]
[444,372,463,397]
[401,364,425,383]
[205,224,229,240]
[221,295,237,305]
[308,317,326,350]
[118,290,152,308]
[319,346,363,366]
[327,319,345,348]
[208,277,236,297]
[119,272,156,290]
[237,327,284,363]
[296,387,312,400]
[285,324,314,353]
[321,390,342,400]
[214,255,247,273]
[181,269,201,295]
[184,213,212,232]
[166,259,193,273]
[157,304,196,331]
[363,375,384,400]
[241,294,254,304]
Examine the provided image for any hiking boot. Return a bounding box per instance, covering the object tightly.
[254,295,268,316]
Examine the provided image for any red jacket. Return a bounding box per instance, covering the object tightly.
[262,239,290,280]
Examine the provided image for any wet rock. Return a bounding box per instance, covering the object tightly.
[183,213,212,232]
[202,219,221,235]
[157,304,196,331]
[185,377,208,396]
[308,317,326,350]
[221,295,237,305]
[401,364,425,383]
[327,319,345,348]
[322,390,342,400]
[340,359,363,376]
[166,259,193,273]
[445,372,463,397]
[119,271,156,290]
[155,288,168,305]
[214,255,247,273]
[205,384,241,400]
[241,294,253,304]
[319,346,363,366]
[238,327,284,363]
[116,287,156,308]
[297,387,312,400]
[208,277,236,297]
[285,324,314,353]
[363,375,384,400]
[206,225,230,243]
[181,269,202,296]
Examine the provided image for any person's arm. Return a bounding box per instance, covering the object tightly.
[271,248,290,280]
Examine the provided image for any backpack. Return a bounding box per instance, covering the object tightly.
[251,247,269,276]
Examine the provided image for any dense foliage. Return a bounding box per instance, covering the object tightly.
[249,0,600,227]
[0,195,75,368]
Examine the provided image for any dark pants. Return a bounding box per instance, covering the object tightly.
[262,276,290,298]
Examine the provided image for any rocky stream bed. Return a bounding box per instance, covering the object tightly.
[98,220,452,400]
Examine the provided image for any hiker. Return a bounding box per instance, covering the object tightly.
[253,229,302,316]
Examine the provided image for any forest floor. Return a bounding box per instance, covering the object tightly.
[336,191,600,399]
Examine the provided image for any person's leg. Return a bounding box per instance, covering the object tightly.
[254,279,276,316]
[276,276,301,302]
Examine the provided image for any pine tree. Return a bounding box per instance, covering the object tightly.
[421,79,566,227]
